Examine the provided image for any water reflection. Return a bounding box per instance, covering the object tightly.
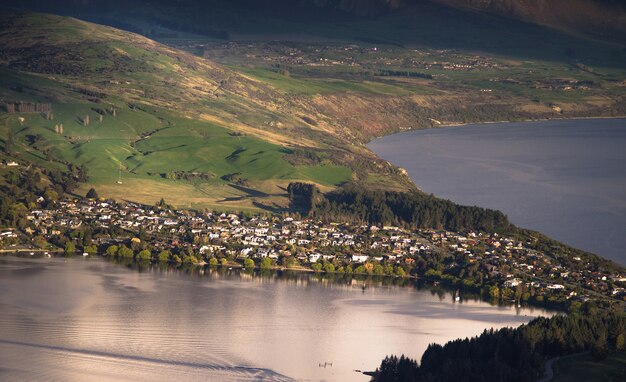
[0,255,554,381]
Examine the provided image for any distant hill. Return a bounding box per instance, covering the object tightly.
[431,0,626,42]
[3,0,625,43]
[298,0,626,42]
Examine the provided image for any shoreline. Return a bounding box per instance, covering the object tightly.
[367,116,626,265]
[0,248,62,253]
[367,115,626,143]
[3,251,561,313]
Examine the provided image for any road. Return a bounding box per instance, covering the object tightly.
[537,352,588,382]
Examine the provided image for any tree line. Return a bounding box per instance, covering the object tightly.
[6,102,52,113]
[373,310,626,382]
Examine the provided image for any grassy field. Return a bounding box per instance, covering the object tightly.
[236,66,414,96]
[1,102,351,210]
[552,352,626,382]
[0,12,364,212]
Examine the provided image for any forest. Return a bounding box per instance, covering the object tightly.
[288,182,511,233]
[372,310,626,382]
[0,162,83,230]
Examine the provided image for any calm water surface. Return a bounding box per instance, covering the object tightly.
[369,119,626,264]
[0,256,551,381]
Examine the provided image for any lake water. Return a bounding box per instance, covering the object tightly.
[0,256,551,381]
[369,118,626,264]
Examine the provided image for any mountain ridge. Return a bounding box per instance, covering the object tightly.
[3,0,625,43]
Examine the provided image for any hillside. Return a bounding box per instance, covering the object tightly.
[0,12,411,211]
[1,9,625,213]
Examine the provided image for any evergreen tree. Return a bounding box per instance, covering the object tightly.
[86,187,98,199]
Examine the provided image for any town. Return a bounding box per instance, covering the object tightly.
[2,190,624,311]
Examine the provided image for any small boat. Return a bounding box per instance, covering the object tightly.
[29,252,34,256]
[82,252,89,256]
[455,296,461,302]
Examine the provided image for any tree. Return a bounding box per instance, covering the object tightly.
[137,249,152,261]
[106,245,119,256]
[64,241,76,255]
[84,245,98,254]
[117,245,134,258]
[260,257,272,270]
[354,265,366,274]
[220,258,228,267]
[183,255,198,265]
[284,256,297,268]
[209,257,218,266]
[311,262,323,272]
[86,188,98,199]
[323,262,335,273]
[244,258,255,270]
[5,129,15,154]
[158,250,170,262]
[489,285,500,300]
[373,264,384,276]
[616,333,625,351]
[384,264,394,275]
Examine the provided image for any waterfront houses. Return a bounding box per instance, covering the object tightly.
[3,196,625,307]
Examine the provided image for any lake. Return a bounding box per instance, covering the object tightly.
[0,255,551,381]
[369,118,626,264]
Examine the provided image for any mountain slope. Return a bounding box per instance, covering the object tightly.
[0,12,408,210]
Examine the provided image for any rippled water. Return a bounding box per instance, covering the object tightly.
[369,118,626,264]
[0,256,552,381]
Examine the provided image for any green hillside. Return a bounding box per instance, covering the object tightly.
[0,12,375,211]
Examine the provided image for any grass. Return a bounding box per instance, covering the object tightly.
[236,66,412,96]
[552,352,626,382]
[1,87,351,212]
